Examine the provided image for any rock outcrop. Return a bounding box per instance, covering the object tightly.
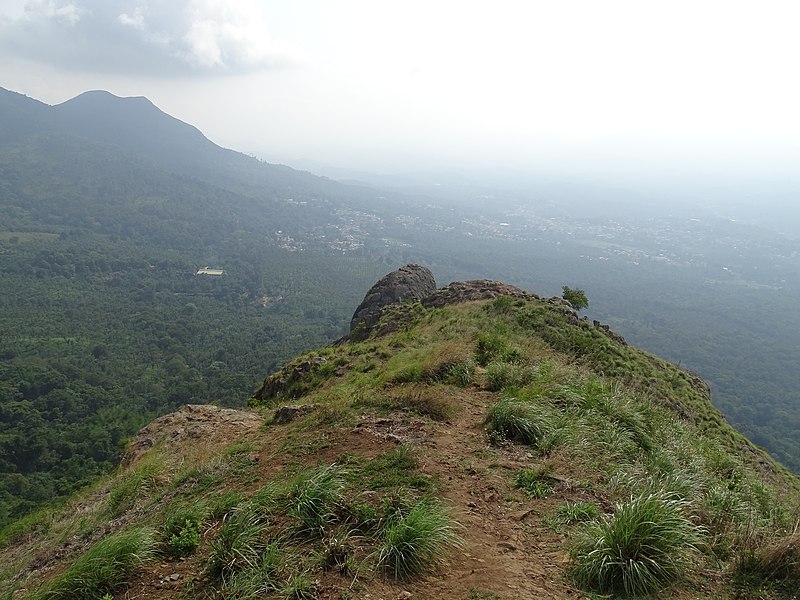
[422,279,534,308]
[349,264,437,332]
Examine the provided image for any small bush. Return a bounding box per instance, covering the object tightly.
[31,528,156,599]
[485,399,553,447]
[570,492,701,596]
[376,499,463,579]
[165,517,202,558]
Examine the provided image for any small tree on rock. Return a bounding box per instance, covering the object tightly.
[562,286,589,311]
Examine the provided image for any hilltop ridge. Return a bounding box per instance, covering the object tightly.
[4,268,799,599]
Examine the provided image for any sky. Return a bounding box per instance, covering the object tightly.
[1,0,800,180]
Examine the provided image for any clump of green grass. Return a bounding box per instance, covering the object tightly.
[485,362,535,392]
[285,464,346,536]
[107,460,163,517]
[256,464,346,537]
[375,499,463,580]
[220,543,291,599]
[358,445,432,492]
[30,528,156,599]
[280,572,318,599]
[570,492,701,596]
[485,398,553,447]
[319,528,356,575]
[391,363,425,384]
[475,333,520,366]
[555,501,600,525]
[208,506,266,580]
[447,360,476,387]
[513,467,555,498]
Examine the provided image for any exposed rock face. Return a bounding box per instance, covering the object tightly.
[349,264,437,332]
[422,279,534,308]
[122,404,262,466]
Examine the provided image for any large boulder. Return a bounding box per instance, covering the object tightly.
[350,264,436,333]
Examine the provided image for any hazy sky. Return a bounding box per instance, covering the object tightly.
[1,0,799,178]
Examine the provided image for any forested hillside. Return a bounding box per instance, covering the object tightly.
[0,89,399,525]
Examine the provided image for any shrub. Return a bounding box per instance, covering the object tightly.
[485,399,553,447]
[165,517,202,558]
[376,499,463,579]
[31,528,156,599]
[570,492,701,596]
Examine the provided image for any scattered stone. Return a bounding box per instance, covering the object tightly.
[497,541,518,552]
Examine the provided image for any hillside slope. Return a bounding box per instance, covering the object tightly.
[3,276,799,600]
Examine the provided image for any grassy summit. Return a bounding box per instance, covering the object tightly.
[2,292,799,599]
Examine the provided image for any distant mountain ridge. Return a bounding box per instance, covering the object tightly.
[0,87,307,188]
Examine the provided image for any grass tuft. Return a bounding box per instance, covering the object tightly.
[513,467,555,498]
[485,398,553,447]
[208,505,265,580]
[375,499,463,580]
[30,528,156,599]
[555,501,601,525]
[734,530,800,587]
[570,492,701,596]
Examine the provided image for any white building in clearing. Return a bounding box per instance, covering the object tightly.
[196,267,225,276]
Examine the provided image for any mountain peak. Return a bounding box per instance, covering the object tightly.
[59,89,156,108]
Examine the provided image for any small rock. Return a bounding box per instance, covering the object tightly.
[497,541,518,552]
[273,404,314,424]
[397,592,413,600]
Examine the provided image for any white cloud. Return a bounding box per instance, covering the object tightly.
[24,0,83,25]
[0,0,299,75]
[117,8,144,31]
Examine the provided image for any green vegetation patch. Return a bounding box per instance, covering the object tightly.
[570,492,701,597]
[29,528,156,600]
[375,497,463,580]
